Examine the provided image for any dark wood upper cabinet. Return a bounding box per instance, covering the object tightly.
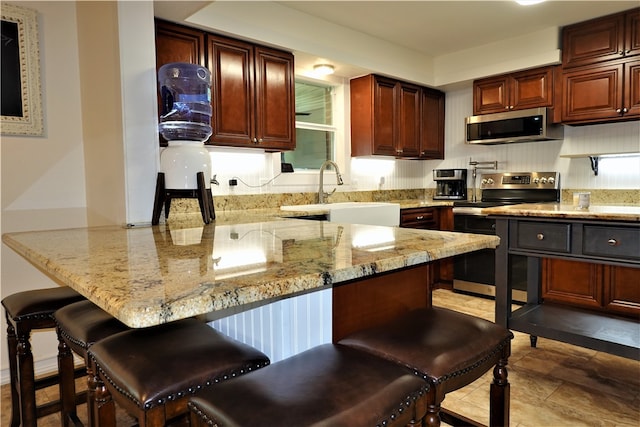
[155,20,205,68]
[253,46,297,151]
[420,88,445,159]
[154,19,295,151]
[351,74,445,159]
[473,66,557,116]
[206,35,295,150]
[562,8,640,69]
[396,81,422,158]
[561,8,640,125]
[207,35,254,147]
[562,58,640,124]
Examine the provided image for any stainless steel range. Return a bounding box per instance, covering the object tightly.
[452,172,560,302]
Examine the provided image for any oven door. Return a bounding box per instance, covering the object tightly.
[453,213,527,303]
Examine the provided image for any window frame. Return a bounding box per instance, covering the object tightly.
[273,74,349,189]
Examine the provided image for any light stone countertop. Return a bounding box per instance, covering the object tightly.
[3,218,498,328]
[482,203,640,222]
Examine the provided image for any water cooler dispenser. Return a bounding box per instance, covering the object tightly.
[152,62,215,224]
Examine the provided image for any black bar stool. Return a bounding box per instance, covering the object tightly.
[2,286,86,427]
[88,318,270,426]
[54,300,130,426]
[339,307,514,427]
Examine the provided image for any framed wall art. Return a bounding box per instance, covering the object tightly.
[1,2,43,136]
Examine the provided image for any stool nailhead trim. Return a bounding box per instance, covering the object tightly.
[188,384,429,427]
[92,358,270,410]
[427,338,511,386]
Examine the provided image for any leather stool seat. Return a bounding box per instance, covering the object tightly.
[2,286,85,427]
[54,300,130,426]
[338,307,514,427]
[188,344,430,427]
[88,318,270,426]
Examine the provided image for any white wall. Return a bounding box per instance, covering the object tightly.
[1,1,88,382]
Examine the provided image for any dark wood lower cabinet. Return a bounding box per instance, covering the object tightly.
[400,207,453,289]
[542,258,640,317]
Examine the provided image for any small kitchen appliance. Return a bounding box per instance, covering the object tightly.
[452,171,560,302]
[465,107,564,145]
[152,62,215,225]
[433,169,467,200]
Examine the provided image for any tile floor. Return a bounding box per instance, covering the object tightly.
[1,289,638,426]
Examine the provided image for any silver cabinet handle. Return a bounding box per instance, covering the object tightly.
[416,215,424,220]
[607,238,618,246]
[536,233,544,240]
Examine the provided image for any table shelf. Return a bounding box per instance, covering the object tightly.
[510,303,639,360]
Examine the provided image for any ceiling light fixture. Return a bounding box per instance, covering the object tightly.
[515,0,546,5]
[313,64,335,75]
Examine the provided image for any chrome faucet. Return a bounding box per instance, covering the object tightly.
[469,158,498,202]
[318,160,344,204]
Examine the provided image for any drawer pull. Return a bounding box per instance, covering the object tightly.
[607,238,618,246]
[536,233,544,240]
[416,216,424,220]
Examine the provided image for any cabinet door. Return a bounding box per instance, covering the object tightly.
[155,20,205,68]
[372,76,398,156]
[603,265,640,316]
[626,9,640,58]
[624,59,640,118]
[254,46,296,150]
[542,259,603,309]
[562,62,624,123]
[562,12,626,68]
[396,82,421,158]
[473,76,509,114]
[420,88,445,159]
[207,35,255,146]
[510,67,554,110]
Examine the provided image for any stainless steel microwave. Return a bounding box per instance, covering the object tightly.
[465,107,563,145]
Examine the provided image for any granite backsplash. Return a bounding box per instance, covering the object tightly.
[166,188,638,217]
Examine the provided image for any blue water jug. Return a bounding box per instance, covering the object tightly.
[158,62,212,142]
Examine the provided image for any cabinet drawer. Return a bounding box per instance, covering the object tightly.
[583,225,640,260]
[513,221,571,253]
[401,208,437,229]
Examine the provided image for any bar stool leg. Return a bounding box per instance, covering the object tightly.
[86,357,100,427]
[94,376,116,427]
[489,352,510,427]
[6,315,21,427]
[16,328,37,427]
[57,329,77,427]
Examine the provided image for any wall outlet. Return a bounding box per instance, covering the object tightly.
[229,179,238,186]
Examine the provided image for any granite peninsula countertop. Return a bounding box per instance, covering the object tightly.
[483,203,640,222]
[2,218,498,328]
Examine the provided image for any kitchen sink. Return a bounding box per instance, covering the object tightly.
[280,202,400,226]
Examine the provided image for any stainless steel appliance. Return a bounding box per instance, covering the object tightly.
[433,169,467,200]
[452,171,561,303]
[466,107,564,145]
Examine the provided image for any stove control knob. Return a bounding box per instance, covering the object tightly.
[540,177,548,184]
[482,178,494,185]
[481,179,487,185]
[533,177,540,184]
[547,176,555,184]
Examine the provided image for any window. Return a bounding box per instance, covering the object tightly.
[282,80,336,170]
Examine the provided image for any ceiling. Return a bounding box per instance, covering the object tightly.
[154,1,639,79]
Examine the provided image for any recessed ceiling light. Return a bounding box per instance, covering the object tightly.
[313,64,335,75]
[516,0,546,5]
